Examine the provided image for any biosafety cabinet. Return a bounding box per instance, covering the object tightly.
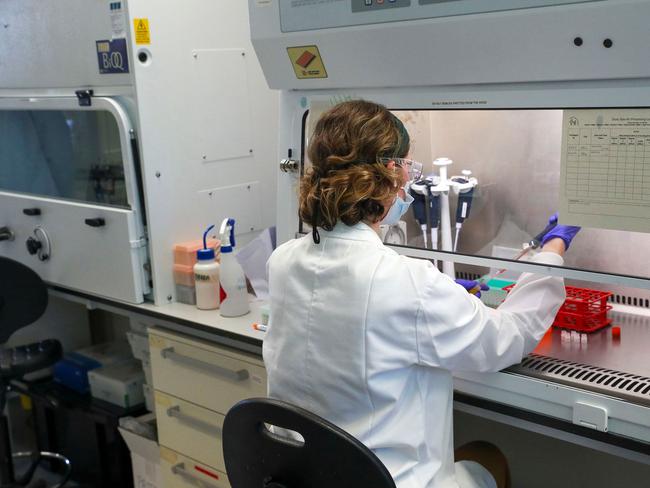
[250,0,650,457]
[0,1,278,305]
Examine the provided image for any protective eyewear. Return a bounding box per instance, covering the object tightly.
[380,158,423,181]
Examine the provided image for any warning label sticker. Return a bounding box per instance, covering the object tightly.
[133,18,151,45]
[287,45,327,79]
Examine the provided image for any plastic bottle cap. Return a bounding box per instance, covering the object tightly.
[612,326,621,339]
[197,248,215,261]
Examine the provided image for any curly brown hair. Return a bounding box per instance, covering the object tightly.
[300,100,410,243]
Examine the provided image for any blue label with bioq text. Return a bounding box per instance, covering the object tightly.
[96,38,130,74]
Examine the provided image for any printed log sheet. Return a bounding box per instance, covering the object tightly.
[560,109,650,233]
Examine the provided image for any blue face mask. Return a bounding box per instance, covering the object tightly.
[380,189,414,226]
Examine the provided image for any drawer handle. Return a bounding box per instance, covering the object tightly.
[160,347,249,382]
[166,405,222,437]
[22,208,41,216]
[171,463,222,488]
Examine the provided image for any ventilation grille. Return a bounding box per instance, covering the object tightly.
[609,294,650,309]
[456,272,482,281]
[509,354,650,406]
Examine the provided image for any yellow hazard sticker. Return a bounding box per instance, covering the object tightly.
[154,391,171,407]
[149,335,166,349]
[159,446,177,464]
[133,18,150,45]
[20,395,33,411]
[287,45,327,80]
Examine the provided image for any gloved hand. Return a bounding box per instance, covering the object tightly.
[541,213,581,250]
[455,279,489,298]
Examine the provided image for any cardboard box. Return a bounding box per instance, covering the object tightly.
[142,357,153,386]
[119,414,161,488]
[143,382,154,412]
[88,359,145,408]
[127,331,150,361]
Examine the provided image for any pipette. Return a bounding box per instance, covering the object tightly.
[450,170,478,252]
[409,178,441,250]
[409,181,429,247]
[481,219,558,283]
[429,191,441,252]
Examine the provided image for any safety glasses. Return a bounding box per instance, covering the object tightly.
[380,158,423,181]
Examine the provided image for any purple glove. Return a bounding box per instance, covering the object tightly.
[455,279,489,298]
[540,213,581,250]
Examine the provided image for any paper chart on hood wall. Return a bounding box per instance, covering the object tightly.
[559,108,650,233]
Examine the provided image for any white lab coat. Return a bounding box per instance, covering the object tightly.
[264,222,565,488]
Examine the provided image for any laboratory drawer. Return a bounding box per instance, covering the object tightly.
[149,328,266,414]
[155,391,225,471]
[160,446,230,488]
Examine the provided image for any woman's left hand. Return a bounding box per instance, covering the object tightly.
[455,279,489,298]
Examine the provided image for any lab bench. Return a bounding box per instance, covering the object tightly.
[49,287,264,356]
[48,286,650,478]
[150,327,266,488]
[50,287,265,488]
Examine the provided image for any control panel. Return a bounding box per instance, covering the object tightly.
[280,0,597,33]
[352,0,411,13]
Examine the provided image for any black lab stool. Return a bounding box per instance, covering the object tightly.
[223,397,396,488]
[0,257,70,487]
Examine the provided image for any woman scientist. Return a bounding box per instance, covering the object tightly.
[263,100,579,488]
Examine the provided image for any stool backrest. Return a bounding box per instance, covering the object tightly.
[0,257,48,344]
[223,397,396,488]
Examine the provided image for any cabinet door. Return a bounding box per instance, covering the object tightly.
[160,447,230,488]
[0,97,148,303]
[156,392,225,472]
[149,331,267,414]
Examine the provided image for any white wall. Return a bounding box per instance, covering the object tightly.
[129,0,280,304]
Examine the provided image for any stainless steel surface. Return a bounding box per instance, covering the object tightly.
[508,308,650,406]
[534,308,650,376]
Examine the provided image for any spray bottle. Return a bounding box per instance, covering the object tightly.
[194,225,220,310]
[219,218,250,317]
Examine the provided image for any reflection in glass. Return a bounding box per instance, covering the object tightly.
[390,109,650,285]
[0,110,127,207]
